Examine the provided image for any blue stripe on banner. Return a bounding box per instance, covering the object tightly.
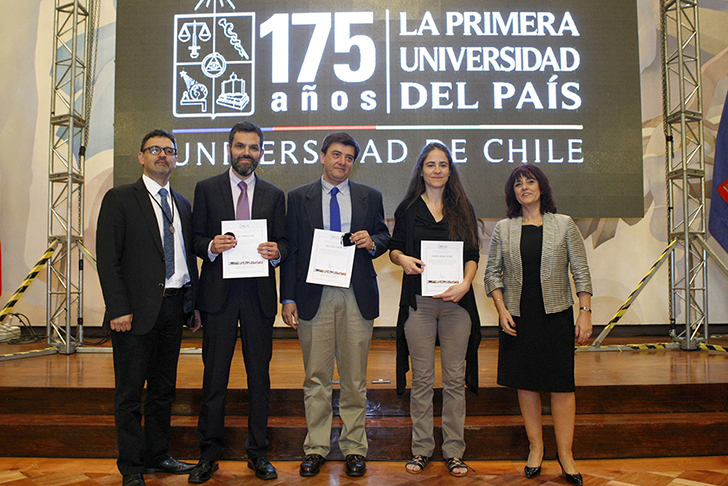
[709,92,728,253]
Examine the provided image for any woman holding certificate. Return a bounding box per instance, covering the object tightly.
[484,164,592,485]
[389,142,481,477]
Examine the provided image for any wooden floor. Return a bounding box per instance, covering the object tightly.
[2,456,728,485]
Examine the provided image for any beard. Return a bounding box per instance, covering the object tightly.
[231,153,259,177]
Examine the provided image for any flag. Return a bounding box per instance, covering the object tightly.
[709,91,728,253]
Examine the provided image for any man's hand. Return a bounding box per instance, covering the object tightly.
[190,310,202,332]
[110,314,133,332]
[258,241,280,260]
[210,234,237,254]
[349,230,374,251]
[282,302,299,330]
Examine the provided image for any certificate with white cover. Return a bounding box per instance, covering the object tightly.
[306,229,356,288]
[421,240,463,296]
[221,219,268,279]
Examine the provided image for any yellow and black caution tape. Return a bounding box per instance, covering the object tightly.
[0,347,58,360]
[592,240,677,347]
[699,343,728,353]
[0,239,59,325]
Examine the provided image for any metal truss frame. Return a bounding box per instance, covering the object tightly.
[661,0,708,350]
[47,0,97,354]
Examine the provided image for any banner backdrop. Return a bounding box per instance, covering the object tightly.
[114,0,643,219]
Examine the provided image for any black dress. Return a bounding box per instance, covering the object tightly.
[497,225,575,393]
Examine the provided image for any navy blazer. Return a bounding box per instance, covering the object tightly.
[192,172,288,318]
[280,179,390,321]
[96,178,198,334]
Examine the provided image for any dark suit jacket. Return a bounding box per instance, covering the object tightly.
[280,179,390,321]
[192,172,288,318]
[96,178,198,335]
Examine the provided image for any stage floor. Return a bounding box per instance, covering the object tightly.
[2,456,728,486]
[1,336,727,389]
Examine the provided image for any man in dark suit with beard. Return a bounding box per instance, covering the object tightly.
[97,129,199,486]
[188,122,288,482]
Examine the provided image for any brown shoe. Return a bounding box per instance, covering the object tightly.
[345,454,366,477]
[299,454,326,477]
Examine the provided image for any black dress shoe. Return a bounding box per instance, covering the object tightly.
[122,474,145,486]
[524,447,544,478]
[188,461,219,484]
[144,456,196,474]
[556,453,583,486]
[247,457,278,480]
[299,454,326,477]
[345,454,366,477]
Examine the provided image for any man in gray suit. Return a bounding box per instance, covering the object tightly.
[281,132,390,478]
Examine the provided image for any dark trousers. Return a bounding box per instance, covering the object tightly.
[111,292,185,475]
[197,278,274,461]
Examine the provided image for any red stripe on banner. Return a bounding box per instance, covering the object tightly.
[718,178,728,204]
[270,125,377,132]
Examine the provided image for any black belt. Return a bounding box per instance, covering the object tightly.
[163,284,190,297]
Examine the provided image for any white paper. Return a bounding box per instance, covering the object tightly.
[221,219,269,279]
[421,240,463,296]
[306,229,356,288]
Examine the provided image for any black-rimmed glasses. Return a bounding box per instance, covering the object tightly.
[143,145,177,156]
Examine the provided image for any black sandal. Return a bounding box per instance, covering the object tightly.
[405,455,430,474]
[445,457,470,477]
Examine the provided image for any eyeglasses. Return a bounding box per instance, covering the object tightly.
[143,145,177,156]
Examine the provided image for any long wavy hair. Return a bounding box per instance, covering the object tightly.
[400,142,479,252]
[504,164,557,218]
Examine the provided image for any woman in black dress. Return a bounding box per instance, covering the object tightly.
[390,142,481,477]
[484,164,592,485]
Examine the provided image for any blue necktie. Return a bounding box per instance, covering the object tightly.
[330,187,341,232]
[159,188,175,279]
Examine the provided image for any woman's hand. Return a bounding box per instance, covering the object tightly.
[391,250,425,275]
[575,310,592,345]
[498,308,517,337]
[434,282,469,302]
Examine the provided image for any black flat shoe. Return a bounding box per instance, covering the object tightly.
[144,456,196,474]
[188,461,218,484]
[122,473,145,486]
[524,447,544,478]
[556,452,583,486]
[247,457,278,480]
[345,454,367,477]
[299,454,326,477]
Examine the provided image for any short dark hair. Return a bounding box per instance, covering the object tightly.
[504,164,557,218]
[321,132,360,160]
[229,121,264,146]
[140,129,176,152]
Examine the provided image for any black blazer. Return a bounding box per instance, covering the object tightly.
[280,179,390,321]
[192,172,288,318]
[96,178,198,334]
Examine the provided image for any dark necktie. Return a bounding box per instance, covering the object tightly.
[159,188,175,279]
[330,187,341,232]
[236,181,250,220]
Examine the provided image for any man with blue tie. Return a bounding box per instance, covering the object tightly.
[281,132,391,478]
[96,129,199,486]
[188,122,288,483]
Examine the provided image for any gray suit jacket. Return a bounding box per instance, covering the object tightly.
[484,212,592,316]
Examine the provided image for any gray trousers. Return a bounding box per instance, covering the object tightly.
[298,286,373,457]
[404,294,470,458]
